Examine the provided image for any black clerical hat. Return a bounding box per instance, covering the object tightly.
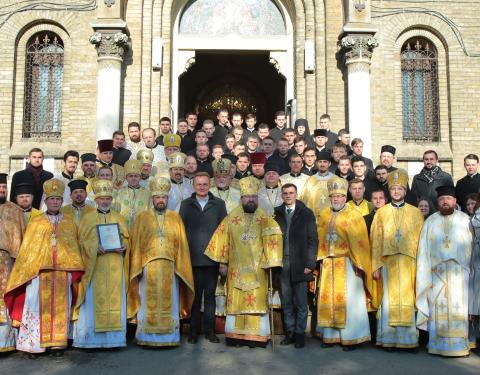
[81,153,96,163]
[295,118,309,128]
[68,179,88,192]
[436,185,456,198]
[381,145,396,155]
[15,182,34,195]
[314,129,327,137]
[264,162,280,174]
[0,173,7,184]
[97,139,113,153]
[317,151,331,161]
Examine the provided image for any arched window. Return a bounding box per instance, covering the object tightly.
[401,38,439,141]
[23,32,64,139]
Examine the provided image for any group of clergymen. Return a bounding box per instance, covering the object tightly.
[1,110,480,359]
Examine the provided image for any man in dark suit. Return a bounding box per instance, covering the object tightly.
[351,138,374,170]
[363,188,387,341]
[363,189,388,236]
[318,114,338,150]
[455,154,480,212]
[112,130,132,166]
[274,183,318,348]
[10,148,53,209]
[179,172,227,344]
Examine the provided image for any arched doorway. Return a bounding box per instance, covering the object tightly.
[178,51,286,123]
[171,0,294,126]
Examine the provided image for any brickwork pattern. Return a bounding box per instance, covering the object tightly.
[0,1,478,182]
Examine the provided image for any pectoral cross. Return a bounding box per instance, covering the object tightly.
[395,229,401,242]
[326,231,338,243]
[443,236,451,248]
[242,233,257,241]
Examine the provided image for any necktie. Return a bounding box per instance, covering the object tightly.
[286,208,292,215]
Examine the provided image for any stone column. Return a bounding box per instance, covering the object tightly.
[90,31,129,140]
[341,35,378,158]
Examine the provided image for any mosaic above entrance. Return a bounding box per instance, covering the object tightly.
[179,0,286,36]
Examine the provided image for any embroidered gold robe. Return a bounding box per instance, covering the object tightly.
[210,186,241,214]
[112,186,150,229]
[0,202,25,351]
[61,204,96,226]
[316,205,372,329]
[205,206,282,340]
[258,186,283,217]
[74,210,130,332]
[209,186,241,316]
[347,200,372,216]
[96,162,125,189]
[127,209,194,337]
[4,214,84,348]
[280,173,310,199]
[23,207,43,226]
[302,172,335,219]
[371,203,423,325]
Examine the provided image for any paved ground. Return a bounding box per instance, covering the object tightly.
[0,336,479,375]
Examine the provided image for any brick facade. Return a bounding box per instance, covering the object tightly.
[0,0,478,181]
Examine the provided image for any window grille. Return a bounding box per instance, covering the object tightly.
[23,32,64,139]
[401,38,440,142]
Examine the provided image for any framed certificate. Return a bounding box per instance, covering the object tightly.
[97,224,122,252]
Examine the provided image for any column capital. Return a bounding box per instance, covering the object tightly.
[341,34,378,64]
[89,31,129,60]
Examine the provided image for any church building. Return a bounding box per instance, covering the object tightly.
[0,0,478,178]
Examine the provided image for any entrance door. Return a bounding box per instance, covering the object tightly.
[179,51,286,124]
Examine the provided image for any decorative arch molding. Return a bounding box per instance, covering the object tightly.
[373,21,452,160]
[124,0,322,127]
[377,13,460,56]
[169,0,298,125]
[11,22,72,157]
[394,28,449,142]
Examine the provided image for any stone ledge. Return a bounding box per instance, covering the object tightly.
[10,140,69,158]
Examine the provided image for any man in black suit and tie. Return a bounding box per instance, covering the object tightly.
[274,183,318,348]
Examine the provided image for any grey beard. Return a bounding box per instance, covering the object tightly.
[98,204,111,213]
[331,202,346,212]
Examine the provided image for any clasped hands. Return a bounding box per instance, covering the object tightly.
[97,244,126,255]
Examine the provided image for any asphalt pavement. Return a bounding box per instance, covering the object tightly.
[0,336,479,375]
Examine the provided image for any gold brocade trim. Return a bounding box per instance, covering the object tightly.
[262,227,282,236]
[232,214,262,292]
[428,348,470,357]
[145,260,174,334]
[322,335,371,345]
[0,250,11,324]
[93,253,123,332]
[0,346,15,352]
[39,271,69,348]
[318,257,347,328]
[385,255,415,326]
[225,333,269,342]
[234,314,261,333]
[376,342,419,348]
